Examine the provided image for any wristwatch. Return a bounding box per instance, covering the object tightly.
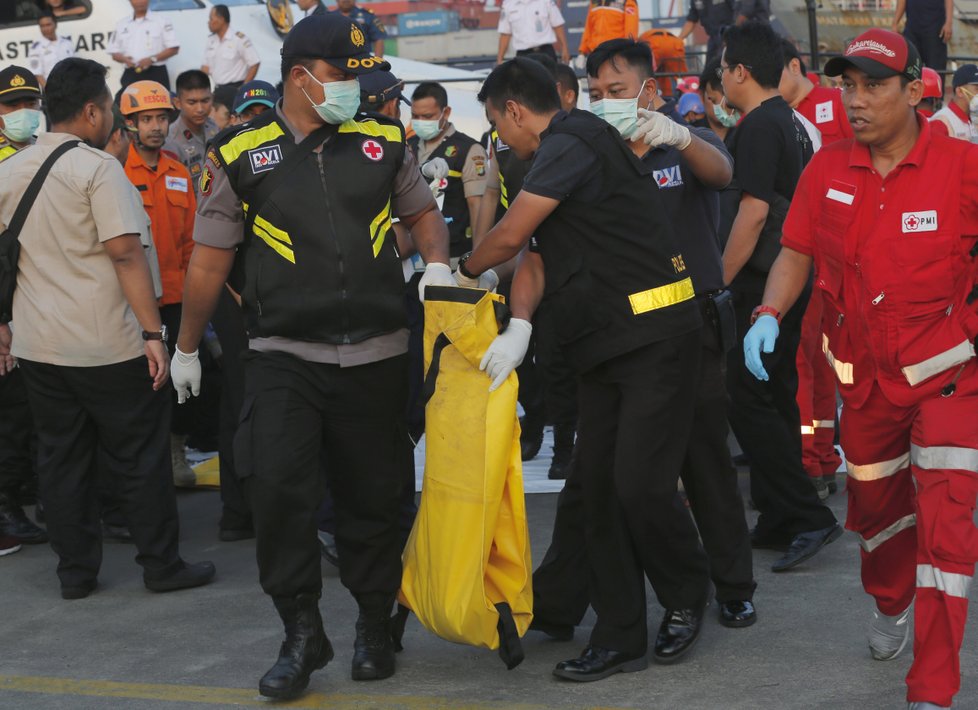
[457,252,479,280]
[150,55,158,64]
[142,325,169,343]
[750,305,782,325]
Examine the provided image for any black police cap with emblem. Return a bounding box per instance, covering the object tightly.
[282,14,390,75]
[359,71,409,106]
[0,66,42,104]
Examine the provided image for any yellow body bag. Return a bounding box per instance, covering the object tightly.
[398,286,533,668]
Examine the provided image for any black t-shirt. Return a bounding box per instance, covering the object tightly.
[686,0,735,36]
[641,125,731,295]
[522,118,602,203]
[907,0,945,28]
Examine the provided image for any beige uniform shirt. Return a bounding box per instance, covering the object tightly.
[0,134,147,367]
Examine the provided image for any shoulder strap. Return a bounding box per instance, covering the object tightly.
[242,123,333,238]
[7,140,80,240]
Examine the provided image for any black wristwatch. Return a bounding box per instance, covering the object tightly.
[142,325,168,343]
[457,252,479,280]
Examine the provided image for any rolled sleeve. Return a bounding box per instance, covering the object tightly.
[90,160,147,242]
[461,144,488,198]
[392,149,437,219]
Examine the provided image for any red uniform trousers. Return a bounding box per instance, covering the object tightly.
[796,286,842,480]
[841,363,978,707]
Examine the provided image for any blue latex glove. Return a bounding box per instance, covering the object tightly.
[743,315,779,381]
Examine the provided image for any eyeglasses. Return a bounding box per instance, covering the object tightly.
[716,63,753,79]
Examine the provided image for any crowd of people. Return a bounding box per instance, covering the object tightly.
[0,4,976,710]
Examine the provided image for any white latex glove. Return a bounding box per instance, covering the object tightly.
[630,108,692,149]
[172,347,201,404]
[572,54,587,71]
[480,318,532,391]
[454,267,500,293]
[417,261,455,302]
[421,157,450,181]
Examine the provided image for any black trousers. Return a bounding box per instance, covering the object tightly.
[161,303,221,446]
[534,300,578,435]
[533,309,755,627]
[904,23,948,73]
[120,65,171,91]
[236,350,410,600]
[516,44,557,60]
[0,367,34,499]
[18,357,180,587]
[726,288,837,539]
[575,332,710,655]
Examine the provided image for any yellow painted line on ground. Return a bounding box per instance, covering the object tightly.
[0,676,630,710]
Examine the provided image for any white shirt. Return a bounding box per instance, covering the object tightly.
[107,11,178,65]
[203,27,260,86]
[27,35,75,79]
[931,104,978,143]
[498,0,565,51]
[793,109,822,153]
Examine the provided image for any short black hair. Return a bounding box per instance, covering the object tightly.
[477,58,560,114]
[175,69,211,94]
[586,38,653,80]
[522,51,558,79]
[554,63,579,101]
[212,3,230,24]
[39,12,56,23]
[411,81,448,109]
[701,57,722,92]
[722,21,784,90]
[213,84,236,112]
[45,58,109,125]
[780,38,807,76]
[280,56,315,83]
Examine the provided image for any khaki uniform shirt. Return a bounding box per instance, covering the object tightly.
[164,114,219,198]
[0,133,147,367]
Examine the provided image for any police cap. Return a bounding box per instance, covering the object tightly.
[282,14,390,75]
[0,66,42,104]
[952,64,978,90]
[359,70,408,106]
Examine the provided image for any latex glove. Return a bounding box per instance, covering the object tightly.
[172,347,201,404]
[572,54,587,71]
[454,267,500,293]
[421,157,450,181]
[480,318,532,391]
[417,261,455,302]
[743,315,779,382]
[630,108,692,149]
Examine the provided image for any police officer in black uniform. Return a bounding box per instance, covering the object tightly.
[458,58,711,681]
[172,15,452,700]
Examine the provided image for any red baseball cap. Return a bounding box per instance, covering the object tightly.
[824,29,922,82]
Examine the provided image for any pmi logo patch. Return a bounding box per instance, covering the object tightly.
[248,145,283,174]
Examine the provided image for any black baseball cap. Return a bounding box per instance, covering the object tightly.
[824,29,922,82]
[0,66,41,103]
[234,80,279,113]
[282,14,390,75]
[952,64,978,89]
[359,70,408,106]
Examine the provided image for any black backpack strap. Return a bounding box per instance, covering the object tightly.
[6,140,80,239]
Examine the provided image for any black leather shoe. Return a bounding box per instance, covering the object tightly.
[520,427,544,462]
[352,595,396,681]
[718,600,757,628]
[0,500,48,544]
[260,595,334,699]
[528,617,574,641]
[771,523,843,573]
[102,522,134,544]
[61,580,97,600]
[553,646,647,682]
[219,526,255,542]
[144,560,216,592]
[653,607,704,664]
[749,527,791,552]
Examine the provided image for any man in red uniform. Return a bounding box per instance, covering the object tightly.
[745,29,978,710]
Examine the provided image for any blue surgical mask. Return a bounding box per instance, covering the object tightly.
[713,102,741,128]
[412,113,444,141]
[302,68,360,125]
[590,87,644,139]
[1,108,41,143]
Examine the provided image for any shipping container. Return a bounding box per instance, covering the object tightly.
[398,10,460,36]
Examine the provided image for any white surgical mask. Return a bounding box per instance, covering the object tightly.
[301,67,360,125]
[713,99,740,128]
[590,86,645,139]
[1,108,41,143]
[412,112,444,141]
[963,89,978,120]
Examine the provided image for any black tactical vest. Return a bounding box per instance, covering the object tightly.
[214,109,407,344]
[488,129,530,222]
[530,110,701,373]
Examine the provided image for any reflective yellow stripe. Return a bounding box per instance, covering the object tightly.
[911,444,978,472]
[917,563,972,599]
[846,452,910,481]
[369,199,392,258]
[254,225,295,263]
[900,339,975,387]
[447,169,463,178]
[801,426,815,435]
[338,118,403,143]
[219,123,286,165]
[628,277,695,315]
[0,144,18,163]
[242,200,295,263]
[822,334,854,385]
[499,177,509,209]
[814,419,835,428]
[858,514,916,553]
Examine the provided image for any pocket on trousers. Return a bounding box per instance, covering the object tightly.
[927,473,978,565]
[232,394,256,480]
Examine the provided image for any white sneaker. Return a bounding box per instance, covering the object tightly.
[908,703,950,709]
[869,604,911,661]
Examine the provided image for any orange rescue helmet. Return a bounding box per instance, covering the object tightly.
[119,80,174,115]
[921,67,943,99]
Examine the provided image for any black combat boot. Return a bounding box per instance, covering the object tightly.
[259,594,334,699]
[352,593,396,681]
[0,491,47,544]
[547,425,576,480]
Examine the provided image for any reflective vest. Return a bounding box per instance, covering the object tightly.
[530,109,700,373]
[409,128,478,254]
[213,110,407,344]
[0,135,24,163]
[489,129,529,222]
[931,103,978,143]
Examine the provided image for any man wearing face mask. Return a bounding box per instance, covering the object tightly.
[172,14,451,700]
[0,67,43,163]
[930,64,978,142]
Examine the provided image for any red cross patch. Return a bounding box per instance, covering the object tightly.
[904,215,919,230]
[362,139,384,161]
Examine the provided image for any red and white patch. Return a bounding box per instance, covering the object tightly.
[362,139,384,161]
